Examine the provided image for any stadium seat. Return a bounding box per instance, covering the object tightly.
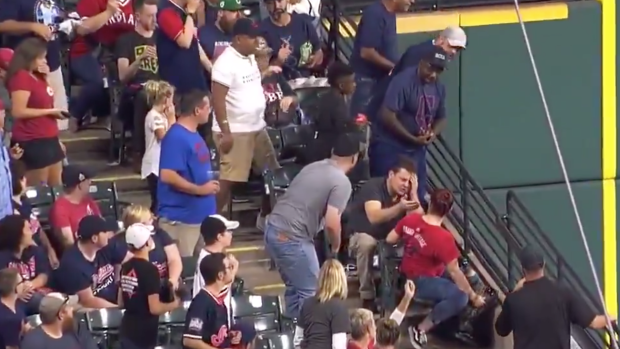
[294,85,329,123]
[159,304,189,345]
[88,181,121,221]
[245,312,281,333]
[254,335,271,349]
[231,294,280,318]
[181,256,197,281]
[265,332,294,349]
[280,125,313,161]
[85,308,124,347]
[267,127,283,158]
[231,277,245,296]
[25,186,55,229]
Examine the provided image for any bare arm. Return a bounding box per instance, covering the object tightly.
[75,9,116,36]
[324,205,343,251]
[76,288,118,309]
[211,82,230,134]
[385,229,399,245]
[164,244,183,283]
[360,47,394,71]
[117,58,142,83]
[30,274,48,289]
[197,44,213,73]
[148,294,179,315]
[59,227,75,246]
[0,21,38,35]
[160,169,204,195]
[176,16,196,49]
[365,200,404,224]
[380,107,418,144]
[445,259,475,299]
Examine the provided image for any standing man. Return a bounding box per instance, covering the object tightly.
[157,0,212,93]
[211,18,280,214]
[370,48,448,201]
[158,90,219,258]
[348,0,411,118]
[265,135,358,319]
[495,246,614,349]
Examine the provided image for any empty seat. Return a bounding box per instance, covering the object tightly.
[265,332,294,349]
[85,308,124,347]
[231,294,280,318]
[25,186,55,227]
[159,305,189,345]
[244,312,281,334]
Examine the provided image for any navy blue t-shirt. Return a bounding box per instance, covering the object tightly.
[0,246,50,282]
[378,66,446,149]
[367,40,436,123]
[157,0,207,93]
[204,3,218,27]
[183,289,231,349]
[198,23,232,89]
[53,243,126,303]
[349,1,397,79]
[158,124,217,224]
[112,228,175,279]
[0,0,63,71]
[0,301,26,348]
[259,13,321,80]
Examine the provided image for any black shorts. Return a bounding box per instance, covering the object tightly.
[11,137,64,170]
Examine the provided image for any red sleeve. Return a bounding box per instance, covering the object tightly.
[394,213,420,236]
[76,0,104,18]
[50,199,71,230]
[435,229,460,264]
[158,8,184,41]
[7,70,32,93]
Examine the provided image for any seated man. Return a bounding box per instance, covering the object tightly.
[386,189,484,349]
[50,164,101,247]
[115,0,159,167]
[0,268,28,349]
[0,215,51,314]
[348,158,423,311]
[53,216,127,309]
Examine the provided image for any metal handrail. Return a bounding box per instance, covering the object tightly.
[505,191,617,348]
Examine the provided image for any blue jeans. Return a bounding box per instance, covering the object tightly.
[413,276,468,324]
[264,223,319,319]
[69,54,107,124]
[350,76,377,118]
[369,140,428,201]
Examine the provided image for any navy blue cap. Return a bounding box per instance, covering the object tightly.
[518,245,545,271]
[77,216,118,240]
[426,47,448,70]
[62,164,95,188]
[232,18,260,38]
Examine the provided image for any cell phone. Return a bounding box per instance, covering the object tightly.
[60,111,71,119]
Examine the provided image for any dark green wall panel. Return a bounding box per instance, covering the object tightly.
[485,181,603,293]
[459,1,602,188]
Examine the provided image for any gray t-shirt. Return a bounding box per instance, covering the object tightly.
[268,159,352,241]
[20,327,82,349]
[299,296,351,349]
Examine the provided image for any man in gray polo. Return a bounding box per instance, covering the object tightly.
[265,134,358,319]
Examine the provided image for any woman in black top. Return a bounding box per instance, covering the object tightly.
[293,259,351,349]
[118,223,181,349]
[9,160,57,267]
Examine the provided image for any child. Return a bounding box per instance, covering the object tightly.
[142,80,176,214]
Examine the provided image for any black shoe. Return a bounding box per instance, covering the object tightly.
[361,299,377,313]
[407,326,428,349]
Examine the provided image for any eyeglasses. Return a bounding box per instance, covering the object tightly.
[56,295,70,319]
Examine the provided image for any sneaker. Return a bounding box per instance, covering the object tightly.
[407,326,428,349]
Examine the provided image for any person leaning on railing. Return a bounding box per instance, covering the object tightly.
[495,245,616,349]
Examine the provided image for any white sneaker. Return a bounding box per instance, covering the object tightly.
[408,326,428,349]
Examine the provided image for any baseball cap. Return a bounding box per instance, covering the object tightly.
[426,47,448,70]
[332,134,360,157]
[126,223,154,249]
[77,215,119,240]
[211,214,240,230]
[39,292,78,318]
[232,18,260,38]
[0,48,13,70]
[62,164,95,188]
[217,0,246,11]
[518,245,545,271]
[441,26,467,49]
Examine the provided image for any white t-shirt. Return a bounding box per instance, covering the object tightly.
[193,249,232,325]
[141,109,168,179]
[211,46,266,133]
[289,0,321,18]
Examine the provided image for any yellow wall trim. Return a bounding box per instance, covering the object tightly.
[601,0,618,317]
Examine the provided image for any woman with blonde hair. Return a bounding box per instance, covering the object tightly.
[111,204,183,289]
[142,80,176,213]
[293,259,350,349]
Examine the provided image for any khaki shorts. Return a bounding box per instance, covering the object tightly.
[213,129,280,182]
[159,219,204,257]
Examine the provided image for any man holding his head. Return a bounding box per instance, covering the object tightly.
[158,91,219,258]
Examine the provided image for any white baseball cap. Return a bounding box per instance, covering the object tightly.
[126,223,154,248]
[441,26,467,48]
[210,214,240,230]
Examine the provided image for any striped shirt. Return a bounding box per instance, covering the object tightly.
[0,145,13,220]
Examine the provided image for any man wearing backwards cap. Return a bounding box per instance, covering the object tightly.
[118,223,181,349]
[20,292,91,349]
[265,134,357,318]
[49,164,102,246]
[495,246,614,349]
[53,215,127,309]
[371,47,450,204]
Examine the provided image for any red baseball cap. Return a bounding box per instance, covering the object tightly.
[0,48,14,70]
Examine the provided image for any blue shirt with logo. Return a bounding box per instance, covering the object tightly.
[378,66,446,150]
[0,0,63,70]
[0,246,50,282]
[158,124,217,224]
[53,243,126,303]
[259,13,320,80]
[198,23,232,90]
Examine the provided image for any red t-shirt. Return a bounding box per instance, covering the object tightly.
[7,70,59,141]
[50,196,102,238]
[70,0,135,57]
[395,213,460,279]
[347,340,374,349]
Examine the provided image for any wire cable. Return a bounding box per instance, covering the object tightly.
[511,0,618,347]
